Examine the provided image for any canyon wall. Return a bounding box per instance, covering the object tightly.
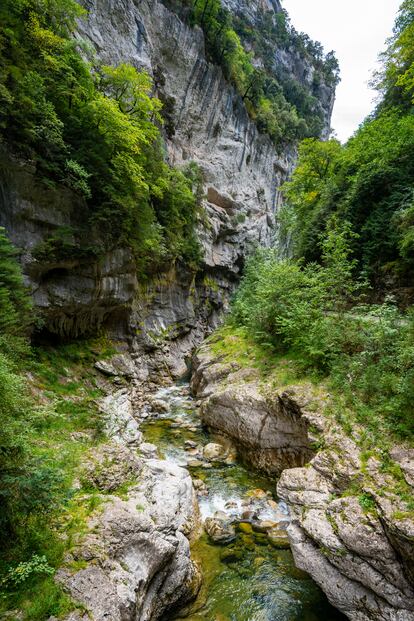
[0,0,334,374]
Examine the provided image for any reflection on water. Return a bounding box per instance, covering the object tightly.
[142,384,345,621]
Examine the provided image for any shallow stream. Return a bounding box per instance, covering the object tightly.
[142,383,345,621]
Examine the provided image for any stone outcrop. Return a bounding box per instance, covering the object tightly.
[59,446,201,621]
[278,433,414,621]
[191,341,414,621]
[191,342,315,474]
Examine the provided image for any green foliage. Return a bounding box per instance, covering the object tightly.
[281,3,414,291]
[1,555,54,589]
[0,228,32,334]
[0,234,111,617]
[281,112,414,289]
[232,245,414,441]
[0,0,201,274]
[0,234,67,545]
[162,0,339,146]
[358,493,376,514]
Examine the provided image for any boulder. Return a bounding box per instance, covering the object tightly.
[204,517,236,544]
[57,460,201,621]
[203,442,227,461]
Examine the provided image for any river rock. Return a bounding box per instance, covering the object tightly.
[185,440,198,449]
[139,442,158,458]
[267,528,290,549]
[252,520,278,533]
[150,398,170,413]
[57,459,201,620]
[204,517,236,544]
[203,442,227,461]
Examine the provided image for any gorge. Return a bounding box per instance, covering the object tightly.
[0,1,413,621]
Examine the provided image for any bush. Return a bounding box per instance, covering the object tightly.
[232,243,414,440]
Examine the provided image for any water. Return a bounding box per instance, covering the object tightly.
[142,384,345,621]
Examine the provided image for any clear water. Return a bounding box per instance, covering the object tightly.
[141,384,345,621]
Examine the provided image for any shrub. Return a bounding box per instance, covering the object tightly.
[232,243,414,440]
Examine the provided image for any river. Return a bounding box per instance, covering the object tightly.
[141,383,346,621]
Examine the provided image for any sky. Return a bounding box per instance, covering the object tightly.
[282,0,402,142]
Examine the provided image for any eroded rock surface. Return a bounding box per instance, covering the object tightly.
[192,341,414,621]
[58,445,201,621]
[192,343,314,474]
[1,0,334,375]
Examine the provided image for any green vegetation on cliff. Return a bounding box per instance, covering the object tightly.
[281,0,414,293]
[161,0,339,145]
[0,229,115,618]
[232,244,414,442]
[0,0,202,274]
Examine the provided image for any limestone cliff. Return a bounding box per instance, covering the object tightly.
[0,0,334,374]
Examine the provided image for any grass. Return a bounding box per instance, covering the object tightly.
[0,337,119,620]
[208,325,306,388]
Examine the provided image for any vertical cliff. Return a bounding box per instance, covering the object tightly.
[0,0,335,373]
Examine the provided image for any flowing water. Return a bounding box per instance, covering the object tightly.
[142,383,345,621]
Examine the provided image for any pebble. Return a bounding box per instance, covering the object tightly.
[184,440,198,449]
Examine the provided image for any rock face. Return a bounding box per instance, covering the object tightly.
[0,0,334,372]
[278,433,414,621]
[192,341,414,621]
[59,442,201,621]
[192,343,314,474]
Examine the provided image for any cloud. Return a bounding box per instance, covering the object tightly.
[282,0,401,142]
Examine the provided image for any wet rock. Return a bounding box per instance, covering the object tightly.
[187,459,204,468]
[247,488,268,499]
[267,528,290,549]
[220,547,243,563]
[139,442,158,458]
[267,499,278,511]
[241,510,258,521]
[204,517,236,544]
[224,501,238,510]
[185,440,198,449]
[237,522,253,534]
[203,442,227,461]
[252,520,278,533]
[150,398,170,413]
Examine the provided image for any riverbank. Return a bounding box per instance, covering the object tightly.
[191,325,414,621]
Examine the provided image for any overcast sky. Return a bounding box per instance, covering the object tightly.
[282,0,402,142]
